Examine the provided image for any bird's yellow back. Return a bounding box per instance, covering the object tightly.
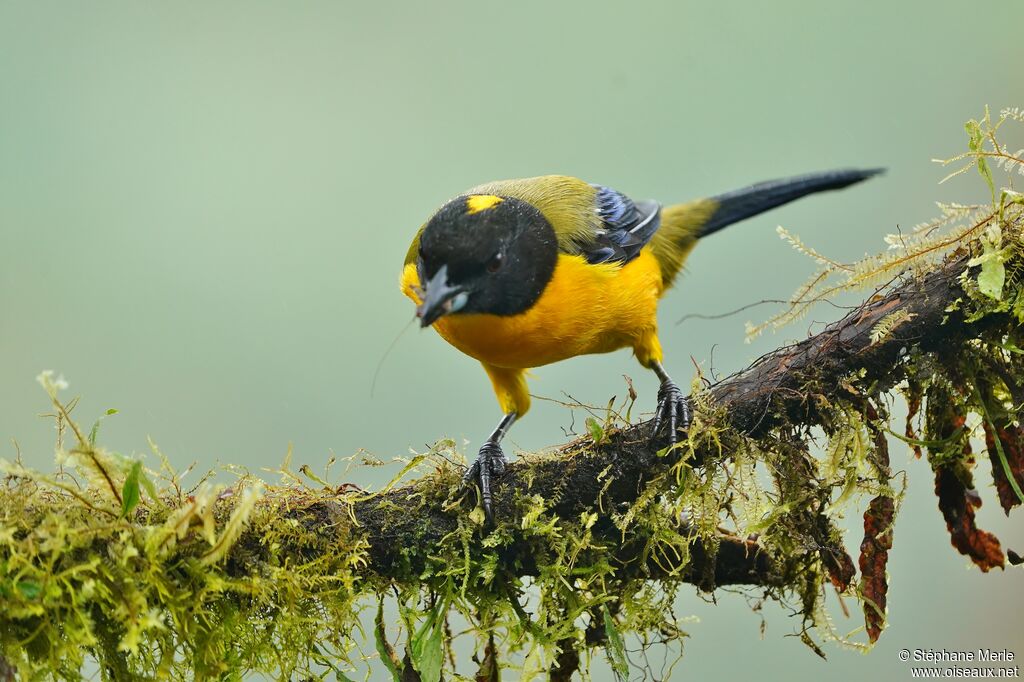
[445,175,721,290]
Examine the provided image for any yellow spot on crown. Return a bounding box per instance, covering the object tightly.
[466,194,503,215]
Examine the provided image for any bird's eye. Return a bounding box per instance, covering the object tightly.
[487,252,503,273]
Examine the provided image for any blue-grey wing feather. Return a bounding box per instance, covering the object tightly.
[581,185,661,264]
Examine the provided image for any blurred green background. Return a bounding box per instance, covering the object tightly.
[2,2,1022,680]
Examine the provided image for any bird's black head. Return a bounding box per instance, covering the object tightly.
[416,194,558,327]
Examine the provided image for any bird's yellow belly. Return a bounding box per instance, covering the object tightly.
[401,250,665,369]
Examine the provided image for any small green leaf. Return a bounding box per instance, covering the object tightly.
[965,119,983,151]
[121,460,142,518]
[88,408,118,445]
[978,157,995,201]
[964,118,995,200]
[586,417,604,442]
[969,243,1007,300]
[410,604,444,682]
[603,606,629,681]
[374,601,402,682]
[978,258,1004,299]
[17,580,41,600]
[299,464,330,487]
[138,470,159,502]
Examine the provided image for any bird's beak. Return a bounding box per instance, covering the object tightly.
[417,264,468,327]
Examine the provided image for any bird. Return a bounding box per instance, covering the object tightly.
[400,169,882,522]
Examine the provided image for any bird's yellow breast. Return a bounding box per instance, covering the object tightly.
[400,249,665,369]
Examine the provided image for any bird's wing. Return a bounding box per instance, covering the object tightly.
[579,184,661,265]
[467,176,661,266]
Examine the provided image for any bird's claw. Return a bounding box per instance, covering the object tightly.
[461,440,507,523]
[651,379,691,446]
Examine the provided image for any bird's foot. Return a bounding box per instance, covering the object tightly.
[651,379,692,446]
[461,440,507,524]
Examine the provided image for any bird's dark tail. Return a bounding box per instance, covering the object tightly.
[649,168,883,288]
[698,168,885,238]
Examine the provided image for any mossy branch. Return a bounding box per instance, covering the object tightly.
[341,251,997,585]
[6,242,1019,681]
[3,108,1023,681]
[3,257,1019,682]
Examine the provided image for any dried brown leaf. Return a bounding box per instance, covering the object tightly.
[859,495,894,642]
[934,466,1005,571]
[823,546,857,591]
[982,421,1024,514]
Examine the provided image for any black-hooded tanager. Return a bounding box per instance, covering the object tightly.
[401,169,881,521]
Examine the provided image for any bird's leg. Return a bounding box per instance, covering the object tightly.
[461,412,517,523]
[649,360,691,446]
